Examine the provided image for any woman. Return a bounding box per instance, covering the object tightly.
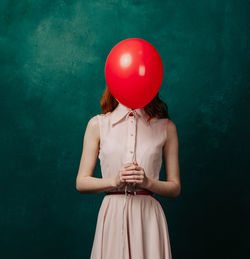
[76,85,181,259]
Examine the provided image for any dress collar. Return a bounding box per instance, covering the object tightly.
[110,102,150,126]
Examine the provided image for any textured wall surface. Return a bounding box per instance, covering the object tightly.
[1,0,249,258]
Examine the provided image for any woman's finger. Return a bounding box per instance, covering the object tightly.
[123,163,134,169]
[125,165,139,171]
[122,175,143,180]
[122,170,142,176]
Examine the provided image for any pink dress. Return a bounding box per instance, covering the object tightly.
[90,102,172,259]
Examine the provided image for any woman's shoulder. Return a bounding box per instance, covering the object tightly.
[90,112,111,121]
[88,112,112,132]
[157,117,175,127]
[92,111,110,118]
[86,114,102,129]
[164,119,177,140]
[154,118,176,141]
[86,112,111,138]
[166,119,176,131]
[94,112,111,122]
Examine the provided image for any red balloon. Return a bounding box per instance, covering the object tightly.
[105,38,163,109]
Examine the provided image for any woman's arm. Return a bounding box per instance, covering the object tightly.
[76,115,116,194]
[144,119,181,198]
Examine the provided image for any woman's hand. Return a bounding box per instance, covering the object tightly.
[122,161,149,189]
[112,162,134,189]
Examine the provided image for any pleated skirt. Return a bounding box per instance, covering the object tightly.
[90,194,172,259]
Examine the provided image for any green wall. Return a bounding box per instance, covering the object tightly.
[1,0,249,258]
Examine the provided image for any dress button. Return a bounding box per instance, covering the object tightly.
[130,133,133,136]
[130,150,133,153]
[130,120,133,123]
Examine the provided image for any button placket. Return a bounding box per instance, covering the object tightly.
[127,111,136,162]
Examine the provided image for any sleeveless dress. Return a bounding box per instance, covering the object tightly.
[90,102,172,259]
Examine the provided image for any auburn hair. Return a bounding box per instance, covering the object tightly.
[100,85,170,123]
